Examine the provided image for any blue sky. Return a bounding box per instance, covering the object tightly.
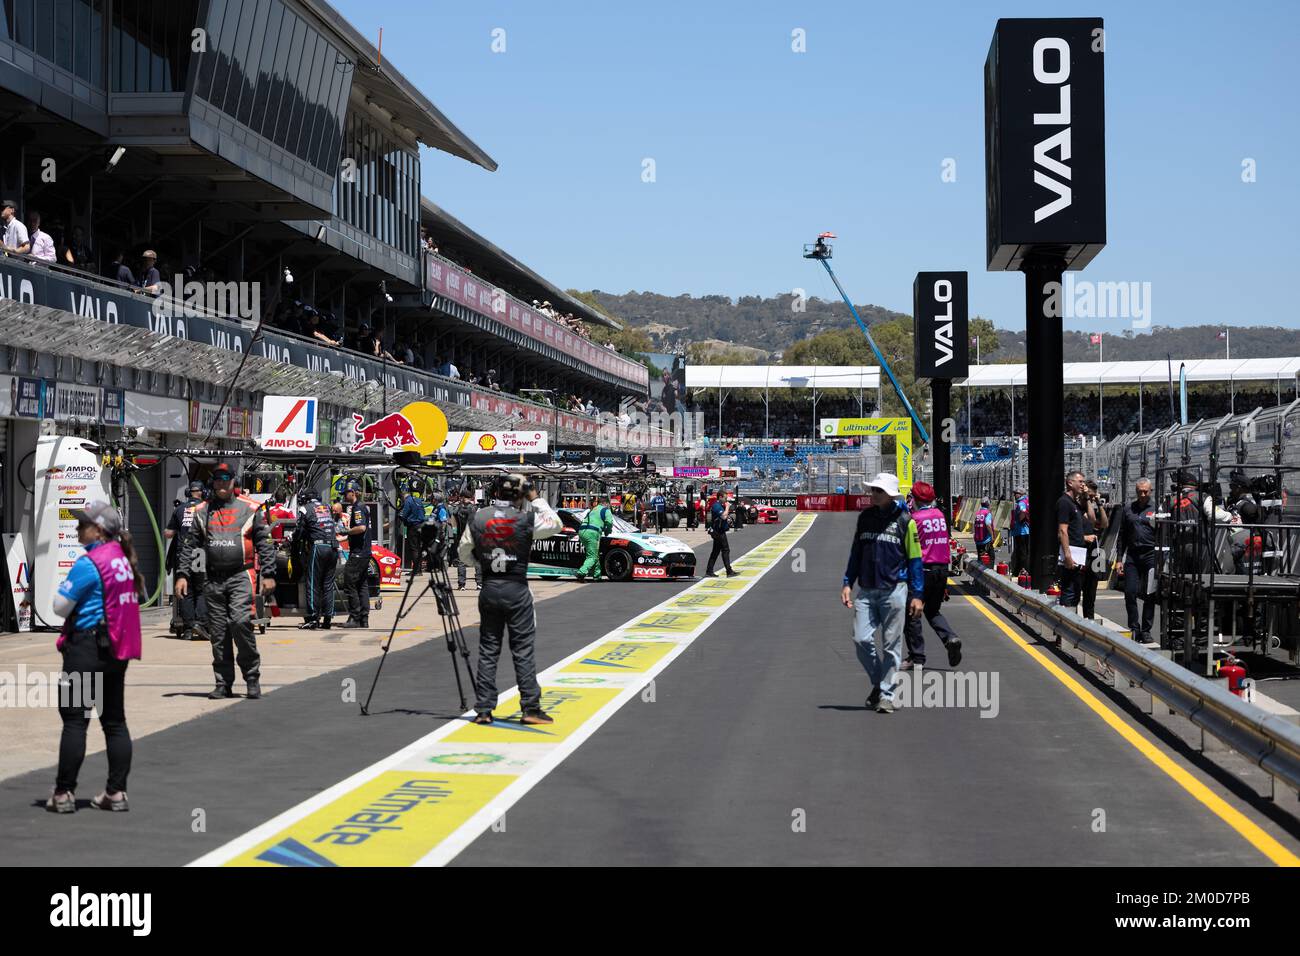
[331,0,1298,334]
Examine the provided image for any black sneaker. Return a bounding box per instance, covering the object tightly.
[358,619,369,629]
[342,617,362,628]
[208,685,232,700]
[946,638,963,667]
[321,619,332,630]
[298,620,319,630]
[705,572,718,578]
[245,681,262,700]
[725,571,739,577]
[473,712,493,725]
[866,687,881,709]
[520,709,554,725]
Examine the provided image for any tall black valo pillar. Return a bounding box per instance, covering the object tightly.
[932,380,952,520]
[985,17,1107,590]
[913,271,968,524]
[1024,258,1065,588]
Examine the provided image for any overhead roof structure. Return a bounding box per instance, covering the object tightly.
[686,366,883,390]
[957,358,1300,388]
[307,0,497,170]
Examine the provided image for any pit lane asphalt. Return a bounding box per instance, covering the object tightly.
[3,513,1287,866]
[450,511,1282,866]
[0,517,786,866]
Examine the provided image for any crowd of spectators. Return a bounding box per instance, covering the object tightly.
[707,397,866,440]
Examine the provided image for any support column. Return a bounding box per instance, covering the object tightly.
[933,380,952,522]
[1024,257,1066,591]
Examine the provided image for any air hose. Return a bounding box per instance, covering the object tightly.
[128,470,166,609]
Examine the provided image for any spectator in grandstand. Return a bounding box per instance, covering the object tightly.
[1010,488,1030,577]
[305,309,339,347]
[1116,478,1157,642]
[62,225,91,269]
[106,249,136,287]
[1080,479,1108,620]
[137,250,162,294]
[485,369,500,390]
[25,211,55,262]
[841,473,925,714]
[1,198,29,254]
[1057,471,1087,610]
[902,481,962,669]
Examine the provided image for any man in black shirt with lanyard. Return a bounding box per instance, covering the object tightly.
[296,487,340,630]
[1116,477,1157,642]
[340,481,372,629]
[1056,470,1087,610]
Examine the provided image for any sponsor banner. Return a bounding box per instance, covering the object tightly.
[821,417,910,438]
[3,533,33,631]
[553,445,596,464]
[673,466,710,478]
[561,641,676,674]
[193,515,817,868]
[747,495,798,508]
[441,430,549,458]
[260,396,318,451]
[913,271,969,380]
[12,377,43,417]
[48,382,102,422]
[227,772,517,868]
[33,437,107,627]
[100,388,125,425]
[425,255,647,389]
[796,494,846,512]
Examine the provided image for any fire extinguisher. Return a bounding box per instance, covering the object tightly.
[1017,571,1031,589]
[996,561,1009,575]
[1219,659,1248,697]
[980,551,993,567]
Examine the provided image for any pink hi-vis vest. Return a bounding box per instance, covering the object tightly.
[974,508,991,543]
[58,540,143,661]
[912,507,951,565]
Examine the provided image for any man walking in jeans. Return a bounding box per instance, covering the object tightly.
[840,473,924,713]
[1116,478,1157,642]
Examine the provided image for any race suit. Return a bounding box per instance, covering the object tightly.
[578,504,614,578]
[341,500,372,625]
[458,496,562,715]
[297,499,339,622]
[175,494,276,691]
[167,496,207,632]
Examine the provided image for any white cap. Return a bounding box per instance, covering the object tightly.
[867,472,900,498]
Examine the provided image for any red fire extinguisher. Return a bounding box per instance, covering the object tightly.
[1219,660,1248,697]
[996,561,1009,575]
[980,552,993,567]
[1017,571,1031,589]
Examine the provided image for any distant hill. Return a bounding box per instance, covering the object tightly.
[582,290,1297,364]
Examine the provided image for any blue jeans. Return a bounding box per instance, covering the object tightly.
[852,582,907,701]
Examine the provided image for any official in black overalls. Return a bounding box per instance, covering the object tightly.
[165,480,208,640]
[459,475,564,725]
[296,488,339,629]
[1117,478,1157,642]
[340,480,372,628]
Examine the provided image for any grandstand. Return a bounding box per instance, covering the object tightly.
[0,0,667,626]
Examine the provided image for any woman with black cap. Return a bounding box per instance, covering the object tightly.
[47,501,145,813]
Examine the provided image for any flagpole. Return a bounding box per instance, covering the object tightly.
[1226,328,1230,361]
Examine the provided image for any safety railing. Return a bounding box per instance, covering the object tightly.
[965,555,1300,795]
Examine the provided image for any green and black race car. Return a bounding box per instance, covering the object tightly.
[529,509,697,581]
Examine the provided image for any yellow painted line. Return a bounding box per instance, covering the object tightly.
[964,594,1300,867]
[561,640,676,674]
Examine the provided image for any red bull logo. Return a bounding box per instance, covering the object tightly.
[350,412,419,452]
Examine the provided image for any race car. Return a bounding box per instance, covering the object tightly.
[752,503,780,524]
[529,509,697,581]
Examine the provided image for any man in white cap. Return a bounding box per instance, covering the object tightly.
[840,472,924,713]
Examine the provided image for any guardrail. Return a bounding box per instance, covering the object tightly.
[964,556,1300,796]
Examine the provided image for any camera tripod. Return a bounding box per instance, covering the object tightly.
[360,538,476,715]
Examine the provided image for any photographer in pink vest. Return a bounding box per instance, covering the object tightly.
[47,501,145,815]
[903,483,963,669]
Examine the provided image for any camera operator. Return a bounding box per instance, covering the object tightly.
[458,474,563,725]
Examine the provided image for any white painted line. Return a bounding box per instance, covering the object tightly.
[190,515,816,867]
